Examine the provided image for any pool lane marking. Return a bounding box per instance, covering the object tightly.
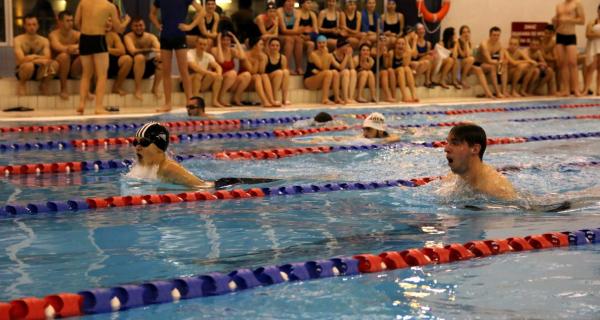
[0,228,597,319]
[1,102,599,136]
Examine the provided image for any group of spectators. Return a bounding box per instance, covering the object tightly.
[11,0,599,112]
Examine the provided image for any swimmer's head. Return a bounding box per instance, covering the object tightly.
[362,112,388,138]
[445,124,486,175]
[314,112,333,123]
[187,96,206,117]
[134,122,170,152]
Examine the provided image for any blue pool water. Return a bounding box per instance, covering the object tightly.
[1,99,600,319]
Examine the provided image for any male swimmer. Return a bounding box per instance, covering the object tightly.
[299,112,401,144]
[442,123,517,201]
[131,122,275,189]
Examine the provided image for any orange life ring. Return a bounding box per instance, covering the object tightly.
[417,0,451,24]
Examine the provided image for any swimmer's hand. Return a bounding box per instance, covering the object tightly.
[178,23,193,32]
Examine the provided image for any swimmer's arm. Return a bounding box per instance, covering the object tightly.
[161,161,215,189]
[482,175,518,201]
[149,4,162,31]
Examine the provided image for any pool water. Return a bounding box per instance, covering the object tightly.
[1,99,600,319]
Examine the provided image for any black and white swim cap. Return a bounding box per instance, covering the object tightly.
[135,122,170,151]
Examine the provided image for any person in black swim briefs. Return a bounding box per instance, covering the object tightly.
[554,0,585,97]
[75,0,130,115]
[132,122,276,189]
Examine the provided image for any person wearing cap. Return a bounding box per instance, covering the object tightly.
[186,96,206,117]
[304,35,342,104]
[132,122,214,188]
[331,38,357,104]
[255,2,279,41]
[132,122,277,189]
[361,112,400,143]
[442,123,517,201]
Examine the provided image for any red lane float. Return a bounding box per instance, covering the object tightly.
[44,293,83,318]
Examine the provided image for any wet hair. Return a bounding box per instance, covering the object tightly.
[545,24,555,32]
[449,124,487,160]
[57,10,72,20]
[489,26,501,35]
[442,27,455,49]
[314,112,333,123]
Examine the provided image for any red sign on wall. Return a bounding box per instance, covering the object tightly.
[511,22,547,46]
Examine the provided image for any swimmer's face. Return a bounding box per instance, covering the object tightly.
[132,20,146,36]
[362,127,379,139]
[508,38,519,51]
[269,39,281,52]
[416,25,425,37]
[490,31,501,42]
[366,0,376,11]
[444,133,480,175]
[206,0,216,13]
[346,1,357,12]
[60,15,74,30]
[196,37,208,52]
[24,17,39,35]
[134,138,162,165]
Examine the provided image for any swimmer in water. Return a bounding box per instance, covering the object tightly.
[443,123,517,201]
[132,122,277,189]
[292,111,348,128]
[299,112,401,144]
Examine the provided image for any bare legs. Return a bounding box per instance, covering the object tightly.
[158,49,192,112]
[356,70,376,102]
[556,44,581,97]
[111,55,132,96]
[78,53,109,114]
[304,70,334,104]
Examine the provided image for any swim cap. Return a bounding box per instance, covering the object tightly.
[316,35,327,43]
[135,122,170,151]
[363,112,386,132]
[314,112,333,123]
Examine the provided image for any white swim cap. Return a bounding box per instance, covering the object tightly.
[363,112,386,132]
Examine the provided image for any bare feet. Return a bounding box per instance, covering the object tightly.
[357,97,367,103]
[60,91,69,100]
[386,97,395,103]
[114,88,127,96]
[412,98,420,102]
[134,91,143,101]
[452,82,462,89]
[156,106,172,113]
[440,83,450,89]
[322,99,335,105]
[402,97,411,102]
[76,106,84,115]
[87,93,95,101]
[495,92,504,99]
[512,91,522,97]
[218,99,231,107]
[212,100,225,108]
[94,108,109,115]
[152,88,163,99]
[555,91,569,97]
[335,98,345,105]
[283,100,291,105]
[461,81,471,89]
[346,99,357,104]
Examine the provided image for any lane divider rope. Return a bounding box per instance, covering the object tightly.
[0,228,597,319]
[1,102,598,135]
[4,130,600,176]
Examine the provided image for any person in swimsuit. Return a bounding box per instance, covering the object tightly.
[524,37,556,96]
[278,0,303,75]
[105,17,133,97]
[390,37,418,102]
[75,0,130,115]
[132,122,277,189]
[150,0,204,113]
[331,38,357,104]
[373,35,396,102]
[411,23,433,88]
[256,2,279,42]
[211,32,251,106]
[304,35,341,105]
[49,10,81,100]
[502,37,532,97]
[13,14,58,97]
[582,4,600,96]
[340,0,363,49]
[361,0,379,45]
[124,17,163,101]
[198,0,219,49]
[476,26,505,98]
[554,0,585,97]
[354,43,376,102]
[382,0,404,48]
[244,37,280,108]
[443,123,517,201]
[266,38,291,105]
[318,0,340,50]
[298,0,319,63]
[435,27,459,90]
[457,25,494,98]
[187,35,224,108]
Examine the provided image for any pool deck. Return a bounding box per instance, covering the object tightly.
[2,95,597,123]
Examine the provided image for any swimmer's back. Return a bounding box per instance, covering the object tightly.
[77,0,115,35]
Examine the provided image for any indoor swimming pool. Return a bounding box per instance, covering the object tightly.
[0,99,599,319]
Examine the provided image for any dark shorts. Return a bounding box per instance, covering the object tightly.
[128,57,157,79]
[79,34,108,56]
[15,64,40,80]
[160,36,188,50]
[556,33,577,46]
